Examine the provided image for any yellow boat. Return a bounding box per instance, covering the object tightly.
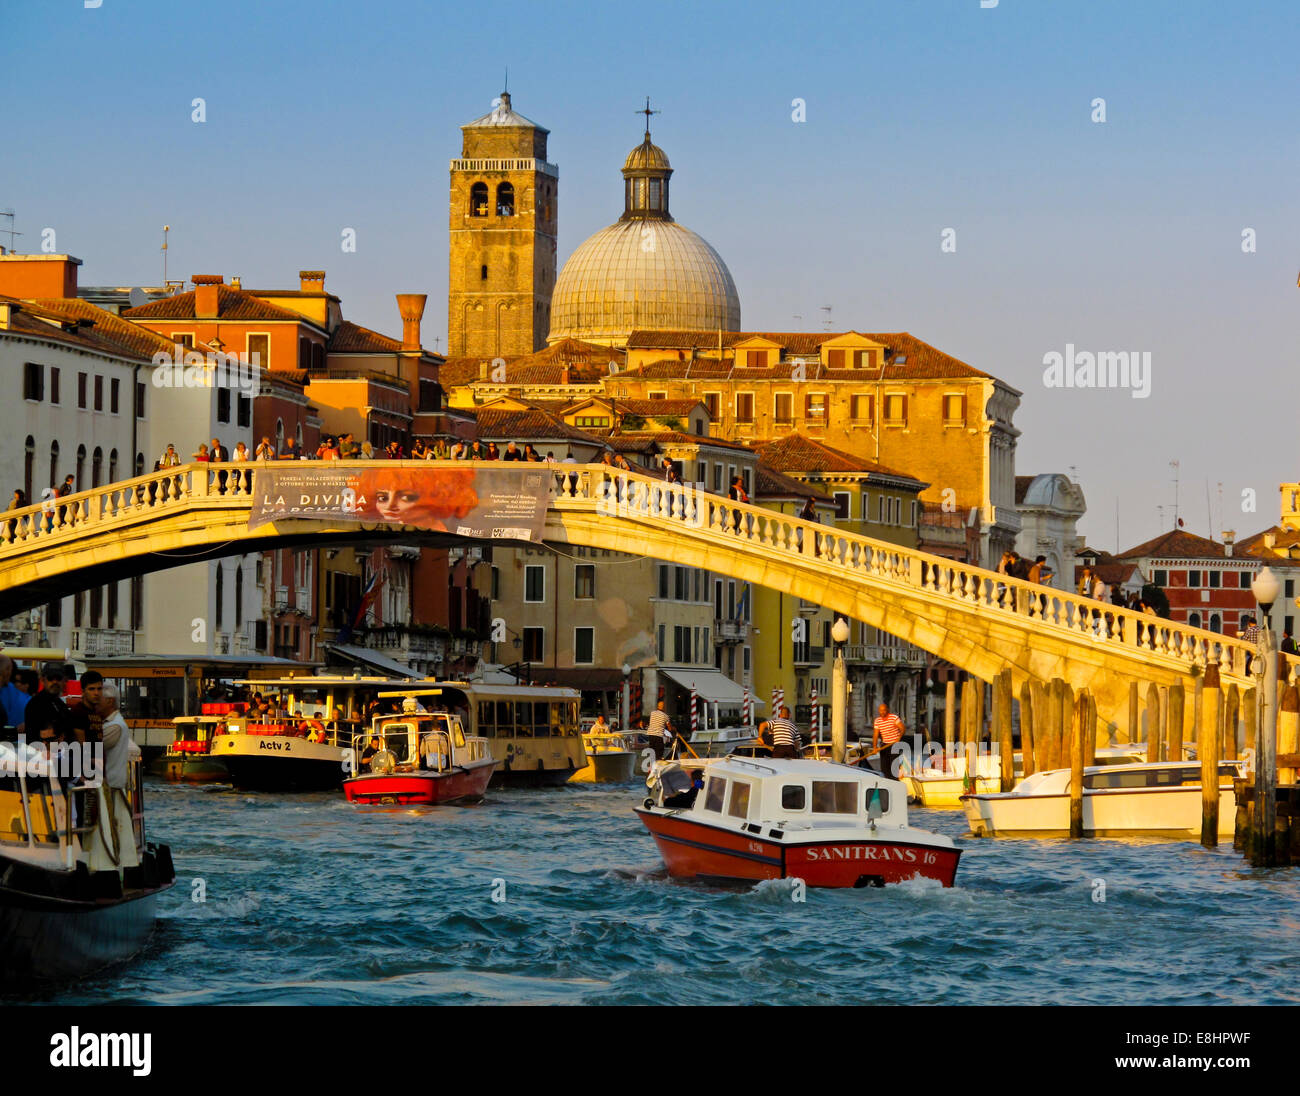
[568,730,637,784]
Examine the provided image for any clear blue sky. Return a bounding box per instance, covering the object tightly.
[4,0,1298,551]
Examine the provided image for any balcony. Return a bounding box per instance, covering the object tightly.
[713,618,750,644]
[69,628,135,656]
[793,645,826,668]
[842,644,927,667]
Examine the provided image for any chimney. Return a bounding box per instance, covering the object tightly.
[396,293,426,351]
[0,254,82,299]
[561,364,572,385]
[299,270,326,293]
[0,301,17,330]
[1222,530,1236,558]
[192,274,224,319]
[230,276,242,290]
[1265,532,1277,549]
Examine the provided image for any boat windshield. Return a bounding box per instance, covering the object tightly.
[811,781,858,814]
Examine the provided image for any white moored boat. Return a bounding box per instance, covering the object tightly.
[962,760,1244,838]
[905,744,1148,808]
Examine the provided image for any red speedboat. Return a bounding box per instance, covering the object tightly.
[636,757,961,888]
[343,706,497,806]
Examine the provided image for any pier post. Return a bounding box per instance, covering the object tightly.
[1168,682,1185,762]
[1244,686,1257,766]
[1031,680,1049,774]
[1126,681,1139,745]
[1019,680,1036,779]
[1146,683,1162,763]
[1224,684,1239,761]
[1252,631,1279,867]
[944,679,956,759]
[1200,657,1221,848]
[1069,691,1087,838]
[1277,670,1299,786]
[996,670,1014,791]
[1059,681,1074,773]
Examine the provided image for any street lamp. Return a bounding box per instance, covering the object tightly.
[1252,566,1280,866]
[621,661,632,732]
[831,617,850,764]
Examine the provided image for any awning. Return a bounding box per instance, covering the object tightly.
[660,668,765,710]
[322,644,418,680]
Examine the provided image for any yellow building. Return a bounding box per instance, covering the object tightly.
[751,434,928,738]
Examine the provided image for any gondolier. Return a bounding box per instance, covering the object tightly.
[768,706,801,759]
[646,701,674,759]
[868,702,906,779]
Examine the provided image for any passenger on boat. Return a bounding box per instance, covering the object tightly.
[663,768,705,809]
[591,715,610,734]
[646,701,674,760]
[20,662,73,743]
[100,684,138,790]
[359,736,382,772]
[419,733,449,771]
[68,670,105,746]
[769,707,801,759]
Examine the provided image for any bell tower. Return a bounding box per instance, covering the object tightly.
[448,92,557,359]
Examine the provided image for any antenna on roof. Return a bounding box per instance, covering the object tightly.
[162,225,170,287]
[820,305,832,332]
[0,209,21,254]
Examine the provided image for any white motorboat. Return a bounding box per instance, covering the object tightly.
[962,759,1245,838]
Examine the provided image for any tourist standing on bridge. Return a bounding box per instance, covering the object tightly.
[254,437,275,460]
[768,706,801,759]
[867,702,906,779]
[278,437,300,460]
[159,443,181,468]
[728,476,748,533]
[646,701,674,759]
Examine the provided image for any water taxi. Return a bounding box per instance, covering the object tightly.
[155,711,233,783]
[343,698,497,805]
[0,740,175,985]
[208,709,350,792]
[568,729,637,783]
[962,759,1245,838]
[637,757,961,888]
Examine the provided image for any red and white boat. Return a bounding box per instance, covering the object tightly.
[343,704,497,806]
[636,757,961,888]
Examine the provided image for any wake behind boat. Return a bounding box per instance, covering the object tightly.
[962,759,1245,838]
[637,757,960,888]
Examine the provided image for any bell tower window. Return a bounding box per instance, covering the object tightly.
[470,182,489,217]
[497,182,515,216]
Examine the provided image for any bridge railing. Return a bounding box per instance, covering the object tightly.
[554,466,1277,684]
[0,459,1286,686]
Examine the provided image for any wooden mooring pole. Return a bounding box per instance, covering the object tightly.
[1145,683,1162,763]
[1168,682,1185,762]
[1224,684,1239,762]
[1126,681,1139,745]
[1252,633,1279,867]
[1200,657,1221,848]
[1019,680,1036,779]
[1069,690,1087,838]
[944,679,956,759]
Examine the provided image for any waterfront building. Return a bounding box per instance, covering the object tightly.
[1014,473,1087,588]
[1116,529,1257,635]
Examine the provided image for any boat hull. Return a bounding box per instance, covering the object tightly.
[963,784,1238,838]
[568,750,636,784]
[343,760,497,805]
[211,734,347,792]
[904,773,1000,808]
[492,759,583,788]
[162,755,230,783]
[635,809,960,888]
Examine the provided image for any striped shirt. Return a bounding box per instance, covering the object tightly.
[873,713,905,745]
[647,709,671,739]
[768,717,800,749]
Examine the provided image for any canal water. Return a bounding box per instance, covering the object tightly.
[12,778,1300,1005]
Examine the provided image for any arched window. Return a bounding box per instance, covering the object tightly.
[76,445,86,489]
[92,447,103,488]
[470,182,489,217]
[135,452,145,478]
[298,337,310,369]
[1188,612,1202,629]
[295,422,303,448]
[481,264,488,281]
[235,564,244,628]
[49,441,59,489]
[24,436,35,500]
[1210,613,1221,633]
[276,419,285,451]
[496,182,515,216]
[109,449,118,483]
[215,565,224,632]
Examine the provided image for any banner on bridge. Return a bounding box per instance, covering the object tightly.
[246,464,554,542]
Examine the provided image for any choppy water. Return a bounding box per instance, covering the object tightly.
[11,778,1300,1005]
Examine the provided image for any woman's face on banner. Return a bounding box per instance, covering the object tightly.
[374,486,424,524]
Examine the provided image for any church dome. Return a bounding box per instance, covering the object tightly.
[548,117,740,346]
[549,220,741,345]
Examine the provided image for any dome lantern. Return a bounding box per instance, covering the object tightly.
[621,98,673,221]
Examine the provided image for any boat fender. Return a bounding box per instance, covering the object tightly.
[644,798,655,809]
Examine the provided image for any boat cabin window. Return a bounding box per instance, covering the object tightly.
[1085,769,1152,790]
[781,785,806,810]
[811,781,858,814]
[865,786,890,815]
[704,776,726,813]
[383,723,414,763]
[477,701,495,737]
[727,780,752,819]
[451,721,466,748]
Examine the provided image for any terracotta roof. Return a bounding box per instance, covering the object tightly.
[606,436,659,456]
[1236,526,1300,562]
[3,295,176,361]
[624,331,991,381]
[122,285,316,325]
[616,398,702,417]
[1075,562,1143,588]
[328,320,404,354]
[756,463,833,501]
[1118,529,1232,561]
[753,433,921,483]
[615,430,755,452]
[441,339,624,390]
[472,407,600,444]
